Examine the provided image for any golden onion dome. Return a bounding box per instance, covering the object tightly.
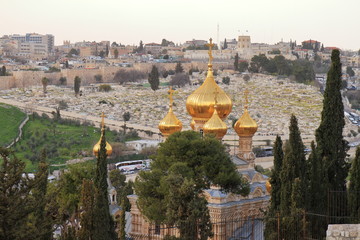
[93,137,113,157]
[190,119,195,130]
[159,87,182,137]
[93,113,113,156]
[186,38,232,123]
[159,107,182,137]
[266,180,272,193]
[203,105,227,140]
[234,90,258,137]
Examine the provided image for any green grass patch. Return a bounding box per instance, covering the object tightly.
[0,104,27,147]
[9,115,139,172]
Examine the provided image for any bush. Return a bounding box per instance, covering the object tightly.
[113,69,146,84]
[170,73,190,87]
[99,84,112,92]
[222,76,230,85]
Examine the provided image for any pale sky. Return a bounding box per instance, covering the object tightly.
[2,0,359,50]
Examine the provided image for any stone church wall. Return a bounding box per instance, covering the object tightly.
[327,224,360,239]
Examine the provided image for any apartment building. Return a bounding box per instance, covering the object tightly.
[8,33,54,57]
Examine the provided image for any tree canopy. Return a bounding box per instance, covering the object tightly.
[135,131,249,239]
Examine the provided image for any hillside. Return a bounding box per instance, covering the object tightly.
[0,104,27,147]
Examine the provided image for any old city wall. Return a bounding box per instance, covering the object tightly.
[0,62,231,90]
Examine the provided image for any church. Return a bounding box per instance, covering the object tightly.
[128,39,270,239]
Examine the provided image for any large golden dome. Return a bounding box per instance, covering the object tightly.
[203,106,227,140]
[159,87,182,137]
[186,39,232,128]
[234,91,258,137]
[93,113,113,157]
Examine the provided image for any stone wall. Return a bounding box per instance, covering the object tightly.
[0,62,232,90]
[327,224,360,239]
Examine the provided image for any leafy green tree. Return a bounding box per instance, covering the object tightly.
[74,76,81,96]
[346,66,355,77]
[280,115,306,215]
[234,53,239,71]
[122,111,131,134]
[175,62,184,73]
[349,147,360,222]
[170,73,190,87]
[59,77,67,85]
[41,77,49,93]
[238,61,248,72]
[94,74,103,83]
[67,48,78,57]
[135,131,249,240]
[292,59,315,83]
[114,49,119,59]
[0,148,34,240]
[93,129,117,240]
[249,54,269,73]
[222,76,230,85]
[315,49,349,193]
[148,65,160,91]
[77,179,96,240]
[273,55,291,75]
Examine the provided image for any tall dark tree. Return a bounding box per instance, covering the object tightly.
[0,148,33,240]
[41,77,49,93]
[122,111,131,134]
[1,66,6,76]
[93,128,117,240]
[234,53,239,71]
[114,49,119,59]
[138,40,144,53]
[315,49,349,193]
[29,150,53,240]
[348,147,360,222]
[280,115,306,215]
[223,38,228,49]
[175,62,184,73]
[264,135,284,240]
[117,199,126,240]
[78,179,96,240]
[105,45,109,57]
[148,65,160,91]
[74,76,81,96]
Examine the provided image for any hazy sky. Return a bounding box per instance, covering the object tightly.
[2,0,359,50]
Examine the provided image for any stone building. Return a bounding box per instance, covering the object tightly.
[128,39,270,239]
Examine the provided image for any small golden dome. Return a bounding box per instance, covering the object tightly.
[190,119,195,130]
[93,112,112,156]
[93,138,113,157]
[159,107,182,137]
[234,90,258,137]
[203,106,227,140]
[186,39,232,124]
[266,180,272,193]
[159,87,182,137]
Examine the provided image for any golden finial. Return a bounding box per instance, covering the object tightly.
[206,38,215,66]
[168,86,175,107]
[244,90,249,108]
[100,112,106,129]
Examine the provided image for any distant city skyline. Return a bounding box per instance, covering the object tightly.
[2,0,359,50]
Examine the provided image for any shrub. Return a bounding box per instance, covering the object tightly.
[99,84,112,92]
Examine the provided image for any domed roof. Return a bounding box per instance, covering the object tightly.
[203,104,227,140]
[190,119,195,130]
[186,39,232,122]
[158,87,182,137]
[234,91,258,137]
[159,107,182,137]
[93,113,112,156]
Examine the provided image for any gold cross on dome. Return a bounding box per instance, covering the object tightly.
[244,89,249,105]
[206,38,215,64]
[168,86,175,106]
[100,112,106,128]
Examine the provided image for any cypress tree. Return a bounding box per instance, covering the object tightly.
[30,150,53,240]
[0,148,33,240]
[280,115,306,215]
[78,179,96,240]
[175,62,184,73]
[348,147,360,222]
[148,65,159,91]
[264,135,284,240]
[234,53,239,71]
[93,128,117,240]
[74,76,81,96]
[315,49,349,192]
[117,199,126,240]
